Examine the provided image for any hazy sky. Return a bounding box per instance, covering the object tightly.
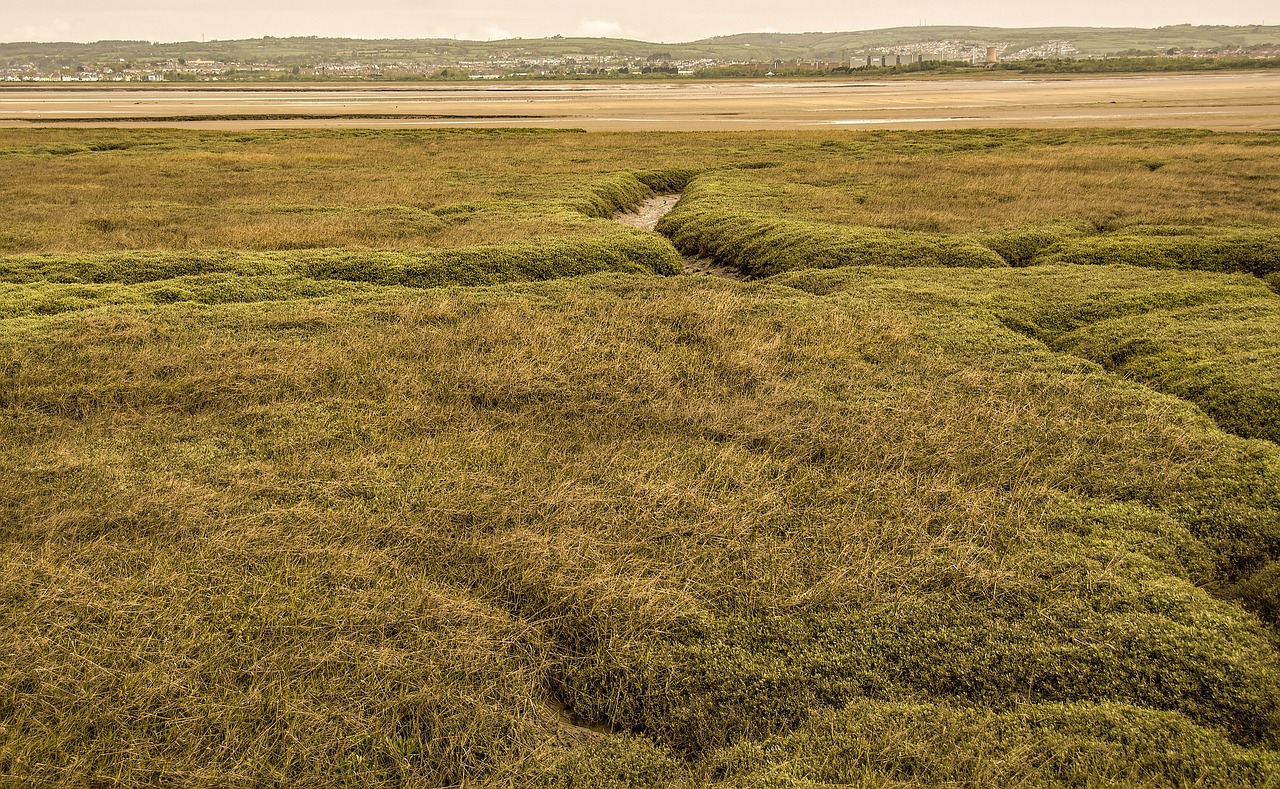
[3,0,1276,44]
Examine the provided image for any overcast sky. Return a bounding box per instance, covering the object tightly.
[3,1,1276,44]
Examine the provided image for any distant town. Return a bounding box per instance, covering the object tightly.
[3,27,1278,82]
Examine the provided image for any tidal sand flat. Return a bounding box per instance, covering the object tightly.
[3,71,1279,130]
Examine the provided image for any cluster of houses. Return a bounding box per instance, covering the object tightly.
[3,40,1276,82]
[851,40,1083,68]
[305,52,724,79]
[1,58,251,82]
[1,53,730,81]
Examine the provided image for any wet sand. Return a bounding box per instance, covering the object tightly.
[2,72,1278,131]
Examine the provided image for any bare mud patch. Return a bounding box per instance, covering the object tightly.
[613,194,680,232]
[614,194,747,280]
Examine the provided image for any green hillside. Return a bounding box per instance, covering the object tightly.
[702,24,1280,57]
[2,24,1277,72]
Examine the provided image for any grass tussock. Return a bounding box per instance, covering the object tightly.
[1053,299,1280,445]
[733,699,1280,786]
[0,275,379,318]
[972,221,1095,266]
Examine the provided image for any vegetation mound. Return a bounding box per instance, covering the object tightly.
[1033,226,1280,277]
[972,222,1095,266]
[548,701,1280,786]
[776,263,1280,457]
[658,178,1008,276]
[0,233,682,291]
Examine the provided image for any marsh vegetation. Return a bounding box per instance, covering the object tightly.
[1,126,1278,785]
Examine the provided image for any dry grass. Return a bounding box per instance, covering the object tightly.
[4,128,1279,254]
[775,264,1280,445]
[4,274,1279,783]
[2,126,1279,785]
[0,129,698,253]
[733,133,1280,232]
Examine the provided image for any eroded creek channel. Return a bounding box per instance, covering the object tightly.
[612,193,747,280]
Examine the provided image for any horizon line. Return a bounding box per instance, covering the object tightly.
[3,22,1278,48]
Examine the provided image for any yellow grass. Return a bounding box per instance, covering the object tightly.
[2,125,1279,785]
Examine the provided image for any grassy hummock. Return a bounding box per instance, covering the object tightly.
[0,232,682,291]
[658,178,1008,276]
[1035,226,1280,278]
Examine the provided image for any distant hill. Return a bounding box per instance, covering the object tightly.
[3,25,1279,63]
[695,25,1280,58]
[2,25,1276,81]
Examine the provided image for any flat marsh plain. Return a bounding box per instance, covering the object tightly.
[2,108,1280,784]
